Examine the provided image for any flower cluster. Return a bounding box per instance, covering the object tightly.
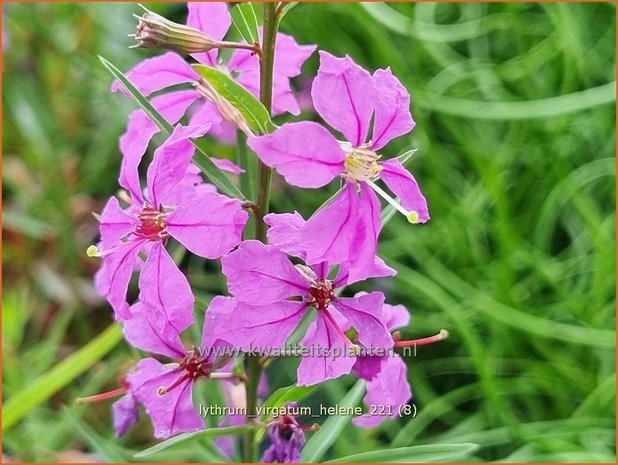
[86,3,446,462]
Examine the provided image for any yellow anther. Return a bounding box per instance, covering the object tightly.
[86,245,99,257]
[407,211,419,224]
[350,344,362,356]
[157,387,167,396]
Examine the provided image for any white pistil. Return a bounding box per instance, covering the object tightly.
[365,179,419,223]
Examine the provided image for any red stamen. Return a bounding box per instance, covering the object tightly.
[395,329,449,347]
[158,373,190,396]
[322,309,356,349]
[76,387,128,403]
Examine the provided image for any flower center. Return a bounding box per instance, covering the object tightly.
[306,280,335,311]
[343,145,382,182]
[135,204,169,240]
[158,348,212,396]
[180,348,213,380]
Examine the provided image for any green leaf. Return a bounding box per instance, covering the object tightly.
[193,64,276,134]
[301,380,366,462]
[98,56,244,200]
[134,425,253,458]
[279,2,300,21]
[62,406,129,462]
[231,3,259,45]
[261,385,316,419]
[99,55,172,134]
[326,443,480,463]
[2,323,123,431]
[255,384,316,443]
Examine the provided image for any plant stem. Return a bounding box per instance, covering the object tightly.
[243,2,278,463]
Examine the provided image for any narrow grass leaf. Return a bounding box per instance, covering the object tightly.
[134,425,252,458]
[2,323,123,431]
[301,380,365,462]
[326,443,480,463]
[62,406,129,462]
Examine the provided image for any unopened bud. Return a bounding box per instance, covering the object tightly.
[194,79,254,137]
[131,5,217,54]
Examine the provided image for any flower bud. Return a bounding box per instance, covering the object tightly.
[194,78,254,137]
[130,6,217,54]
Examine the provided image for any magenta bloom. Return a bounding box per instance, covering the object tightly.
[123,301,235,439]
[351,297,412,427]
[92,123,248,330]
[113,2,316,146]
[262,403,307,463]
[248,51,429,282]
[212,240,393,386]
[112,391,140,437]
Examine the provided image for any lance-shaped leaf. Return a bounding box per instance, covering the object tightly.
[134,425,253,458]
[193,64,276,134]
[230,3,259,45]
[98,56,244,200]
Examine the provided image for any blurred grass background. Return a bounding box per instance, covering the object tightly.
[2,1,616,462]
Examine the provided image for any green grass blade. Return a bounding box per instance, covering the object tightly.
[62,406,129,462]
[134,425,252,458]
[301,380,365,463]
[98,55,244,199]
[2,323,123,431]
[325,443,480,463]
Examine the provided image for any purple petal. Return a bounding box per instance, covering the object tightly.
[138,243,195,334]
[345,183,381,284]
[264,211,306,259]
[273,32,316,78]
[206,296,307,351]
[221,240,309,305]
[128,358,204,438]
[186,2,231,66]
[297,312,356,386]
[334,256,396,287]
[300,183,359,266]
[123,301,185,359]
[383,302,411,332]
[146,124,210,208]
[118,111,156,203]
[371,68,415,150]
[94,239,144,320]
[111,52,198,96]
[379,159,430,223]
[353,355,412,427]
[311,51,375,146]
[98,197,134,249]
[248,122,345,188]
[166,191,248,258]
[334,292,392,349]
[118,90,200,203]
[228,49,258,75]
[352,355,385,381]
[112,393,139,437]
[210,157,245,175]
[157,163,215,207]
[187,100,223,135]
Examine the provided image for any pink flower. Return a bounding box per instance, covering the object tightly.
[351,298,412,427]
[123,301,237,439]
[210,240,394,386]
[248,51,429,282]
[91,124,248,332]
[113,3,316,146]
